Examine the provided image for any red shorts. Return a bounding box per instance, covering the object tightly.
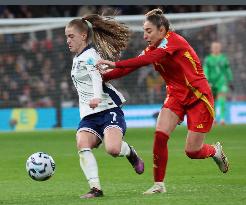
[163,94,214,133]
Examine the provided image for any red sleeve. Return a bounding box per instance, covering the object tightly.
[102,66,139,81]
[115,48,167,68]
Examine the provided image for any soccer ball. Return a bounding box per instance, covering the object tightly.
[26,152,55,181]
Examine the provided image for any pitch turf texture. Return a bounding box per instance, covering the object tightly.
[0,125,246,205]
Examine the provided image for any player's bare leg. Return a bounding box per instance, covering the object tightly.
[185,131,229,173]
[104,127,144,174]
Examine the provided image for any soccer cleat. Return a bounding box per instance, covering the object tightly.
[143,183,166,195]
[127,146,144,174]
[212,142,229,173]
[80,187,103,199]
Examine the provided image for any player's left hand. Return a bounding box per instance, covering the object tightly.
[89,98,102,109]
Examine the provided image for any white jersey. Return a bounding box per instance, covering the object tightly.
[71,45,126,119]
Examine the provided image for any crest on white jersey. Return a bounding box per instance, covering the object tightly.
[158,38,168,49]
[86,57,96,65]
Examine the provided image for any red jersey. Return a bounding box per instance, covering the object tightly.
[103,31,215,131]
[113,31,212,104]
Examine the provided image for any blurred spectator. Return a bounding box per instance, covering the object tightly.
[19,86,32,107]
[9,118,17,129]
[32,80,53,107]
[99,5,121,15]
[1,7,14,18]
[77,6,96,16]
[146,72,164,104]
[18,6,33,18]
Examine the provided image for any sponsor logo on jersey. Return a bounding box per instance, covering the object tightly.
[77,61,82,69]
[73,60,85,70]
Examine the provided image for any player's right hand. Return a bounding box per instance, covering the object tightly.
[89,98,102,109]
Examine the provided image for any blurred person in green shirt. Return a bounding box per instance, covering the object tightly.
[203,41,233,125]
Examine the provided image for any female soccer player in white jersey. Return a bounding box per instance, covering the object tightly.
[65,15,144,199]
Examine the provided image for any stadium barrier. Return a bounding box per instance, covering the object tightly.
[0,102,246,131]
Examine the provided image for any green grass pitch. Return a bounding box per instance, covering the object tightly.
[0,125,246,205]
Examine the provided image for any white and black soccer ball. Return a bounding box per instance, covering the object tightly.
[26,152,55,181]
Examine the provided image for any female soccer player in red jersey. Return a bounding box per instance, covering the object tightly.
[97,8,229,194]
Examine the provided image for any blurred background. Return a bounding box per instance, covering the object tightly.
[0,5,245,130]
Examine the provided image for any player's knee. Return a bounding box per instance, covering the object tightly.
[105,146,121,157]
[76,141,87,150]
[76,134,92,150]
[76,139,83,150]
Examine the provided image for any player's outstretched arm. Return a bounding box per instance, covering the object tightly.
[102,67,139,81]
[97,59,116,68]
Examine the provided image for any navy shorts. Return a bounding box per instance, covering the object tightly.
[77,107,127,141]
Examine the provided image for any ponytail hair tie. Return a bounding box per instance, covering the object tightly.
[82,18,94,40]
[84,19,93,29]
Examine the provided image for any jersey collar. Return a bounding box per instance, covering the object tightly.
[76,44,93,57]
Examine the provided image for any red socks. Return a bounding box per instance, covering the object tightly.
[153,131,216,182]
[185,144,216,159]
[153,131,169,182]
